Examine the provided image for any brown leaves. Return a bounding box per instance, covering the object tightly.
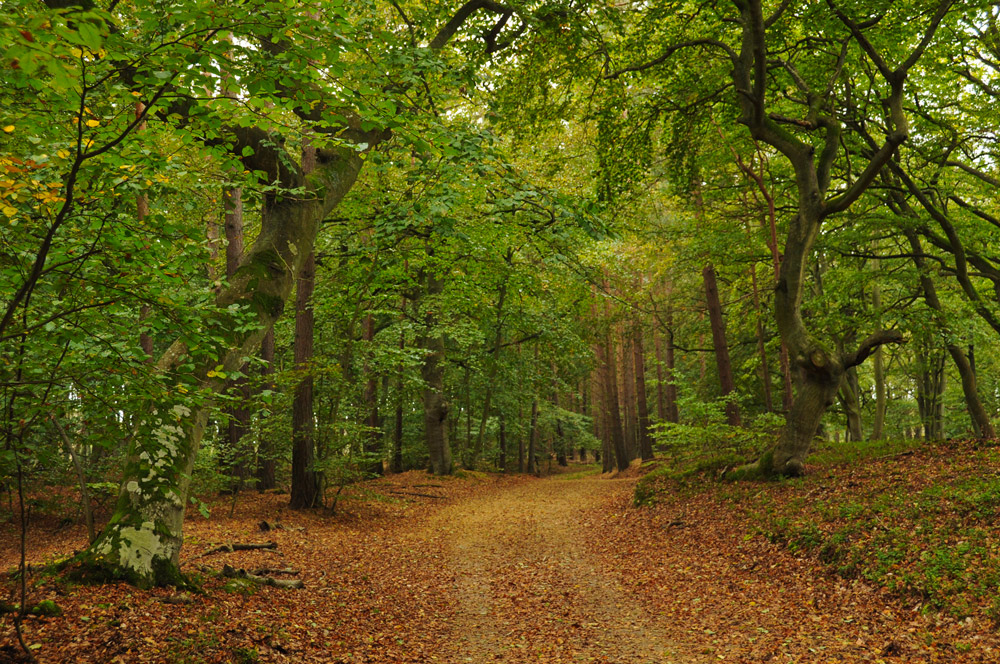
[9,457,1000,663]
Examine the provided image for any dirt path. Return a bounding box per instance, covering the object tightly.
[426,476,694,664]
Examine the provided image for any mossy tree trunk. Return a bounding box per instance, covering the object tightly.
[718,0,952,474]
[290,251,320,509]
[72,128,374,586]
[55,0,523,586]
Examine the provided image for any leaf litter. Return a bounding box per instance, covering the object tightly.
[3,448,1000,663]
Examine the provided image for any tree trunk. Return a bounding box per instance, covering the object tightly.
[748,262,775,413]
[906,230,995,438]
[221,184,251,491]
[654,321,680,423]
[527,395,539,475]
[916,347,946,441]
[769,360,843,475]
[653,328,667,422]
[362,313,383,476]
[255,328,277,491]
[73,131,371,586]
[703,264,741,427]
[727,0,926,474]
[135,103,155,361]
[290,251,320,509]
[869,269,887,440]
[517,404,525,473]
[838,367,863,442]
[420,264,452,475]
[390,314,406,474]
[498,415,507,471]
[473,263,510,466]
[619,328,637,459]
[599,328,629,472]
[462,365,473,469]
[632,326,654,461]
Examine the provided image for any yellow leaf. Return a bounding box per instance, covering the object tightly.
[57,149,69,159]
[85,119,100,127]
[2,125,13,133]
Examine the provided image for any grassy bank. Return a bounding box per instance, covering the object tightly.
[636,437,1000,621]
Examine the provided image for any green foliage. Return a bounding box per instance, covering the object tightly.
[651,397,782,473]
[30,600,62,618]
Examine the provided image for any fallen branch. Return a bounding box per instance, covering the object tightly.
[258,520,286,532]
[874,450,916,462]
[200,541,278,557]
[250,567,299,576]
[157,593,196,605]
[387,490,446,499]
[222,564,304,589]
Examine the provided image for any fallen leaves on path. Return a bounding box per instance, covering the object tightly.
[4,456,1000,663]
[0,472,522,663]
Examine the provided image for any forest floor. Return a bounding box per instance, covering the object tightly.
[3,446,1000,663]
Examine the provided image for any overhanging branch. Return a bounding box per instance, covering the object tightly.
[844,329,905,368]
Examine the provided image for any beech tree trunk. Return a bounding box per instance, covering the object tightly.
[838,367,863,442]
[653,328,667,422]
[221,185,251,491]
[74,131,371,585]
[702,264,741,427]
[69,5,510,587]
[916,347,946,441]
[518,404,525,473]
[527,394,539,475]
[724,0,938,474]
[255,328,277,491]
[620,329,638,459]
[869,268,888,441]
[290,251,320,509]
[498,416,507,471]
[748,262,774,413]
[632,326,654,461]
[420,264,452,475]
[599,328,629,472]
[362,313,383,476]
[905,230,995,438]
[135,103,155,361]
[654,321,679,423]
[390,309,406,474]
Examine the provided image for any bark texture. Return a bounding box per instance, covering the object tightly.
[421,265,452,475]
[290,251,320,509]
[702,264,741,427]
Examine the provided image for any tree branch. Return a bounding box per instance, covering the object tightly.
[843,329,905,368]
[605,39,738,79]
[428,0,514,52]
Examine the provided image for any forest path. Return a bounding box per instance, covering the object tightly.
[423,475,694,664]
